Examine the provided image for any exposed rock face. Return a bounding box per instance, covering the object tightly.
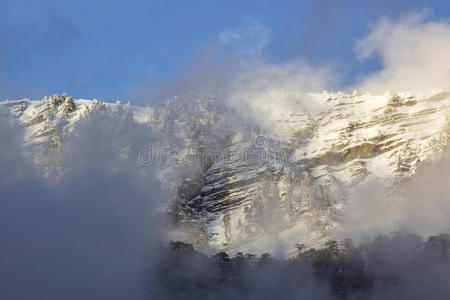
[2,91,450,255]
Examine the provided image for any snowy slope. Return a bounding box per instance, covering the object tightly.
[2,91,450,256]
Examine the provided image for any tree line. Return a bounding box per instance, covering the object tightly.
[149,232,450,299]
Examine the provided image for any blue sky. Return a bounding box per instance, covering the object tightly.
[0,0,449,103]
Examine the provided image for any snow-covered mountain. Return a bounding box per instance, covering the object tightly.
[2,91,450,255]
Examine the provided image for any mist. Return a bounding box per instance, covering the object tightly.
[336,151,450,243]
[356,12,450,93]
[0,109,165,300]
[137,10,450,139]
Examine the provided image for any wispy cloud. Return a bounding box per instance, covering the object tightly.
[356,11,450,93]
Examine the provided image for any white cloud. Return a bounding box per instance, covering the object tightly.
[217,20,270,58]
[356,12,450,93]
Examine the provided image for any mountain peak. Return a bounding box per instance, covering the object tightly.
[2,91,450,256]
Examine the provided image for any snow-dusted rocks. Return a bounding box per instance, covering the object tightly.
[1,91,450,256]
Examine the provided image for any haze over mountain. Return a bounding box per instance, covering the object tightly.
[2,87,450,257]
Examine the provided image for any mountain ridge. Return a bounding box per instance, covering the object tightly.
[2,90,450,256]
